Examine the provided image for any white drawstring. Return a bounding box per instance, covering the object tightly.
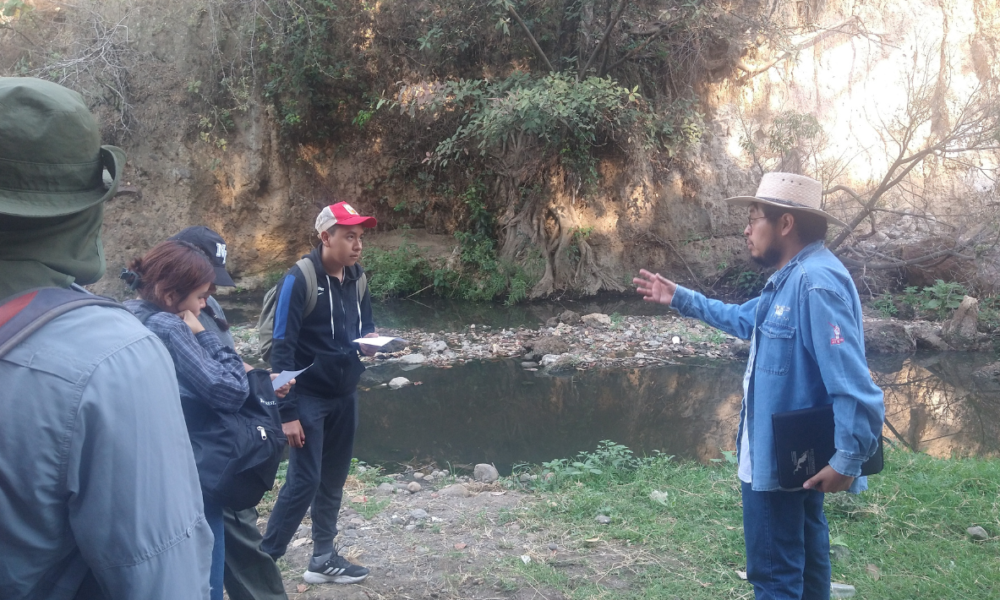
[325,272,363,340]
[326,274,335,343]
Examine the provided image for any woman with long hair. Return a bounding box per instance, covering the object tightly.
[121,240,248,600]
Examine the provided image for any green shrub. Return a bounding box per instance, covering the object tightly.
[902,280,967,321]
[872,294,899,318]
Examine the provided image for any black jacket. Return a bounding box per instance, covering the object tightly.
[269,245,375,421]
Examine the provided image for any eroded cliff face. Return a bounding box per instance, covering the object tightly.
[2,0,997,297]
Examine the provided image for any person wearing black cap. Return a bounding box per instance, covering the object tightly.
[169,226,289,600]
[0,78,213,598]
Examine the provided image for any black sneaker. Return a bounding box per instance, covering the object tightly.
[302,551,370,584]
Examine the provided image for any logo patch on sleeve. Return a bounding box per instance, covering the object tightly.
[830,323,844,345]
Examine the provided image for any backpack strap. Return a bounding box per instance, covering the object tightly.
[0,288,124,359]
[296,257,318,317]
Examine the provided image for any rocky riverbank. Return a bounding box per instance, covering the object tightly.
[231,304,998,376]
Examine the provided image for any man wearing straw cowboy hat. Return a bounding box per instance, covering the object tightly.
[635,173,884,600]
[0,77,213,598]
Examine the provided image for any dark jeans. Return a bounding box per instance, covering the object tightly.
[223,507,287,600]
[741,482,830,600]
[205,497,225,600]
[261,391,357,559]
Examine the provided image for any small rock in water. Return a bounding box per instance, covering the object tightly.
[407,481,422,493]
[389,377,411,390]
[968,525,989,541]
[830,582,856,598]
[539,354,561,367]
[521,361,539,368]
[595,515,612,524]
[474,463,500,483]
[400,353,426,364]
[410,509,429,520]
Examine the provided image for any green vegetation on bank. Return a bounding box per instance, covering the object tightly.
[505,443,999,599]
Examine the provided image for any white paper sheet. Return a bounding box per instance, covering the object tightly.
[353,336,405,348]
[271,365,311,391]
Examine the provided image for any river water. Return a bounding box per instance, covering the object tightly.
[218,294,1000,473]
[355,352,1000,474]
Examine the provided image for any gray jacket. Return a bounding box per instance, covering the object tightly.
[0,304,213,599]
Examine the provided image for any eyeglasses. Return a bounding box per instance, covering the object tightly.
[747,216,768,228]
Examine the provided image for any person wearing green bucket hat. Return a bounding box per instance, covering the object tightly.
[0,78,214,599]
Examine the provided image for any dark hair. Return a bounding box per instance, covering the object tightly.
[127,240,215,310]
[761,204,829,245]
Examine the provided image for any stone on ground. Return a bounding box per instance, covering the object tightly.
[968,525,989,541]
[473,463,499,483]
[582,313,612,327]
[439,483,471,497]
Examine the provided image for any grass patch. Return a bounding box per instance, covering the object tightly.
[511,444,1000,599]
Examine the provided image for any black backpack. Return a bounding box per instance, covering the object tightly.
[1,287,287,511]
[133,307,287,511]
[183,369,287,510]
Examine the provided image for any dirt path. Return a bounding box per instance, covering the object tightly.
[264,474,632,600]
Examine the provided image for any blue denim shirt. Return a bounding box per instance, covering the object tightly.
[671,241,885,492]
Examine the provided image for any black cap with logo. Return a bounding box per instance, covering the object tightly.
[168,226,236,287]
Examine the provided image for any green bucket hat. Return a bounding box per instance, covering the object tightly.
[0,77,125,217]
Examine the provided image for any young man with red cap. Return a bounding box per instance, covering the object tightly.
[261,201,378,584]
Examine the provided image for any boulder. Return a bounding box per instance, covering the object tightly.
[941,296,980,350]
[400,353,426,364]
[863,321,916,354]
[582,313,612,327]
[424,340,448,353]
[558,310,582,325]
[905,323,951,351]
[542,353,577,373]
[388,377,412,390]
[473,463,499,483]
[439,483,471,497]
[524,336,570,359]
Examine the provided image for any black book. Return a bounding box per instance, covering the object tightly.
[772,404,884,489]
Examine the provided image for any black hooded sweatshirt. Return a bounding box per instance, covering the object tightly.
[269,245,375,422]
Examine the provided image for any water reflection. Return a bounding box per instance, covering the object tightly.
[354,353,1000,473]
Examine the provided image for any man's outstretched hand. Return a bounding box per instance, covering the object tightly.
[634,269,678,306]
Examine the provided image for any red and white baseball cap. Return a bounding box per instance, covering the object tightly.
[315,201,377,233]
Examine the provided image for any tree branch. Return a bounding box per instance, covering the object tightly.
[507,4,555,73]
[737,17,859,77]
[579,0,629,81]
[605,16,682,73]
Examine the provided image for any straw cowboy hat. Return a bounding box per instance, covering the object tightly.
[725,172,846,227]
[0,77,125,217]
